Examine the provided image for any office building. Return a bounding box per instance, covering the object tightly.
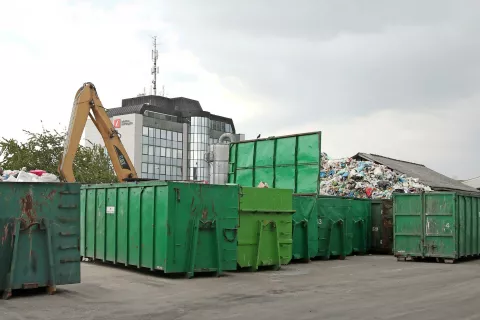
[84,95,243,181]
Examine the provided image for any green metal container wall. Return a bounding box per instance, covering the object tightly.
[350,199,371,254]
[394,192,480,261]
[228,132,322,193]
[0,183,81,299]
[81,182,239,277]
[237,187,294,270]
[292,195,319,260]
[317,196,352,258]
[370,199,393,254]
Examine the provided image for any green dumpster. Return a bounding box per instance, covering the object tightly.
[0,182,81,299]
[237,187,294,270]
[228,132,322,193]
[394,192,480,263]
[81,181,239,278]
[292,194,319,260]
[317,196,352,259]
[351,198,371,254]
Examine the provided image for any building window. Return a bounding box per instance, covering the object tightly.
[142,126,183,181]
[188,117,210,181]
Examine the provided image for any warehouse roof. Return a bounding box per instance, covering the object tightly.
[462,176,480,190]
[353,153,480,194]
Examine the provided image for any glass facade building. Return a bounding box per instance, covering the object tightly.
[87,94,242,183]
[141,123,183,180]
[189,117,210,181]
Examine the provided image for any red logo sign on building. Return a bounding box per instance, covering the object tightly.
[113,119,121,128]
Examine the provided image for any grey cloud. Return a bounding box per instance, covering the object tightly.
[153,0,480,177]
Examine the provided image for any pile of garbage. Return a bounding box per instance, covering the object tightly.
[0,167,60,183]
[320,153,432,199]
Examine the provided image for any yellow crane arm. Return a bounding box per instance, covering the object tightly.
[58,82,138,183]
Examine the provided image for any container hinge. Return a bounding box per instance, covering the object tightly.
[59,245,79,250]
[58,204,78,209]
[174,188,180,202]
[59,191,80,195]
[59,232,77,237]
[57,217,79,223]
[223,228,238,242]
[60,258,81,263]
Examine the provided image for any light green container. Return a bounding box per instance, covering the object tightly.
[228,132,322,193]
[81,181,239,278]
[394,192,480,262]
[237,187,294,270]
[0,182,81,300]
[292,194,319,260]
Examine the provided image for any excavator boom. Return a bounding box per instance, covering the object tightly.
[58,82,137,183]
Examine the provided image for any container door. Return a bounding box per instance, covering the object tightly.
[424,193,456,258]
[381,200,393,253]
[292,196,318,260]
[169,183,239,275]
[351,199,369,254]
[317,198,350,258]
[393,194,424,258]
[370,201,382,252]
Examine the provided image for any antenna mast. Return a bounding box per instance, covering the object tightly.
[151,36,159,95]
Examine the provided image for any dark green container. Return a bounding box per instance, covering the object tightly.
[292,195,319,260]
[370,199,393,254]
[228,132,322,193]
[237,187,294,270]
[394,192,480,262]
[317,196,352,258]
[350,198,371,254]
[292,195,372,260]
[0,182,81,299]
[81,181,239,278]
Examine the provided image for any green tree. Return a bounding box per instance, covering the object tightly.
[0,128,117,184]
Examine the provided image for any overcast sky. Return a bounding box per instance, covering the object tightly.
[1,0,479,179]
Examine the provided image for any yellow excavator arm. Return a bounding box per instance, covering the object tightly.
[58,82,138,183]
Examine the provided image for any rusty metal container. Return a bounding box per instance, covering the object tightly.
[370,199,393,254]
[0,182,81,299]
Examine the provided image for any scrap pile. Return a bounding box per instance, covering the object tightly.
[320,153,432,199]
[0,167,60,183]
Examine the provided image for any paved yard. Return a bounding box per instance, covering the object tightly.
[1,255,480,320]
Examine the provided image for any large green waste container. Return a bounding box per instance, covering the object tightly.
[370,199,393,254]
[81,181,239,278]
[0,182,81,299]
[292,195,319,260]
[228,132,322,193]
[237,187,294,270]
[394,192,480,263]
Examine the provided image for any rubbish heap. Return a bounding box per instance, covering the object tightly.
[320,153,432,199]
[0,167,60,183]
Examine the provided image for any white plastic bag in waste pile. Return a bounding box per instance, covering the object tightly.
[5,175,17,182]
[16,171,39,182]
[1,169,59,183]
